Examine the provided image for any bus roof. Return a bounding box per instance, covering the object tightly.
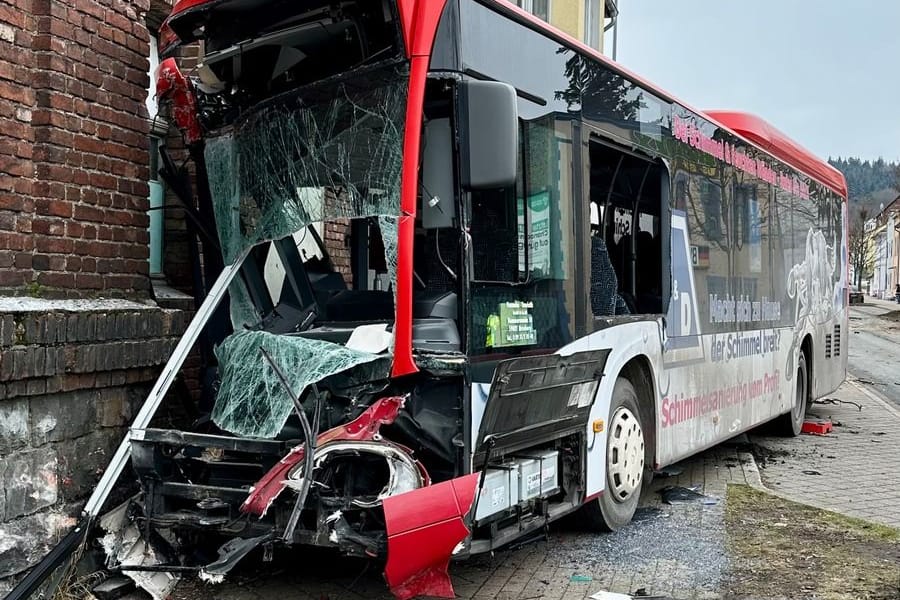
[705,111,847,199]
[487,0,848,200]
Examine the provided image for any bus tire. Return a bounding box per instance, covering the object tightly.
[579,377,645,532]
[777,350,808,436]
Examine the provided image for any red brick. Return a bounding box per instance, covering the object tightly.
[72,204,104,223]
[13,252,30,269]
[0,268,27,286]
[34,198,72,218]
[36,270,75,287]
[35,235,73,254]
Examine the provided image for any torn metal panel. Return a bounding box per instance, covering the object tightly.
[99,501,178,600]
[156,58,202,145]
[82,252,247,520]
[285,440,428,508]
[241,395,407,516]
[382,473,479,600]
[211,330,389,438]
[199,534,273,582]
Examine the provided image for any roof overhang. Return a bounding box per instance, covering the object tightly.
[705,110,848,199]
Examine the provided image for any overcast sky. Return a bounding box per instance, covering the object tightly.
[608,1,900,162]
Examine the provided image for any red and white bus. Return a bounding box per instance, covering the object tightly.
[25,1,849,599]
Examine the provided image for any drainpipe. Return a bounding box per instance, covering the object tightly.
[604,0,618,60]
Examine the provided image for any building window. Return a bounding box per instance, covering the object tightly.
[146,34,166,277]
[148,136,165,275]
[515,0,550,22]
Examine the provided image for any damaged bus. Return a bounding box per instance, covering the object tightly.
[8,0,849,599]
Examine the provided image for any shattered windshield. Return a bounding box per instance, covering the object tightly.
[212,330,390,438]
[205,61,408,265]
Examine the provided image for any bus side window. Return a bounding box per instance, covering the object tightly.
[471,188,519,282]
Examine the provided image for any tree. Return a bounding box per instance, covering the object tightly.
[849,207,871,289]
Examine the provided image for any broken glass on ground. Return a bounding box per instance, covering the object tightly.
[212,330,389,438]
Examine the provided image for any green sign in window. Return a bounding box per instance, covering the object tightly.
[486,301,537,348]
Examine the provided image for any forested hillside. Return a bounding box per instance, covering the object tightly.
[829,157,899,212]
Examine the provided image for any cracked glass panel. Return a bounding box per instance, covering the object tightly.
[205,62,408,265]
[378,215,399,307]
[212,330,388,438]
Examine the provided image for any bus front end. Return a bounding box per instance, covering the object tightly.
[118,1,487,598]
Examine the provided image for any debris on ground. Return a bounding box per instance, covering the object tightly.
[814,397,862,411]
[653,465,684,477]
[659,486,718,505]
[570,574,594,582]
[725,485,900,600]
[801,419,833,435]
[749,445,791,468]
[589,591,632,599]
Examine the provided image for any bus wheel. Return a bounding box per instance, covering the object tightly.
[579,377,645,531]
[777,350,808,436]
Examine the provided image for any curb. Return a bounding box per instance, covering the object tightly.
[846,377,900,421]
[736,450,765,490]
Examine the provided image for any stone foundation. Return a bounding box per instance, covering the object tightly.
[0,298,186,589]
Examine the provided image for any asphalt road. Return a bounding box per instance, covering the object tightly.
[847,300,900,407]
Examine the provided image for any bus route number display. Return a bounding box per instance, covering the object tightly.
[486,301,537,348]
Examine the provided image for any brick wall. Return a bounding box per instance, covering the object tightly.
[0,0,155,298]
[0,301,187,588]
[0,0,196,591]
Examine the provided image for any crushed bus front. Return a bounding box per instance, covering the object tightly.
[98,1,506,598]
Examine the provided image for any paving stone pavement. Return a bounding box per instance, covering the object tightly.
[751,378,900,528]
[174,445,758,600]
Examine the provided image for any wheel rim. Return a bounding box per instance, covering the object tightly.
[607,406,644,502]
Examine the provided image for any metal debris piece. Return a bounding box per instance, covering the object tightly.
[199,534,274,582]
[659,485,718,505]
[653,465,684,477]
[99,501,179,600]
[589,592,631,600]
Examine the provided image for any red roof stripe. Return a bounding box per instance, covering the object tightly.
[705,111,847,199]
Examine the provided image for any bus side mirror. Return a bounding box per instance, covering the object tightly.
[459,80,518,190]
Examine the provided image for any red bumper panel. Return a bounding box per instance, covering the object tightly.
[382,473,480,600]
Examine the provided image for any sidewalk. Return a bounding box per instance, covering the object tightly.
[751,379,900,528]
[861,294,900,311]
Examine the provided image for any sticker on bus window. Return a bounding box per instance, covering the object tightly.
[486,301,537,348]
